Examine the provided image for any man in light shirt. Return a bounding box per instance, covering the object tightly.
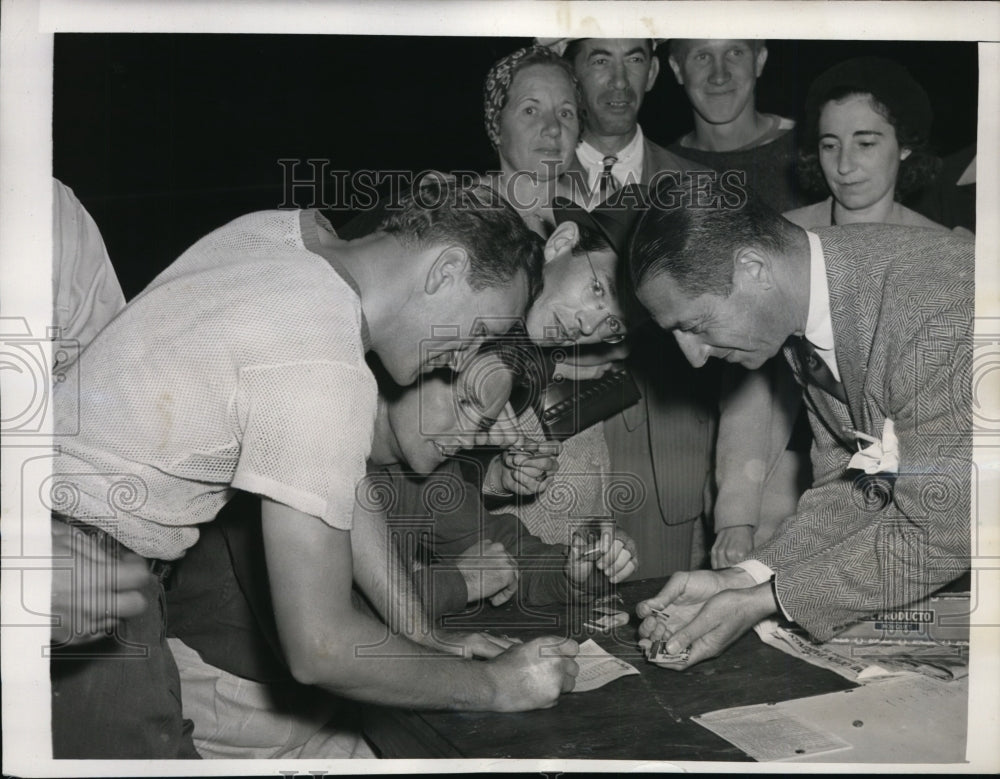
[629,177,971,666]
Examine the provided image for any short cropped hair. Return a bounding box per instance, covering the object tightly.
[563,38,654,64]
[378,178,545,303]
[629,178,796,298]
[483,45,582,149]
[666,38,766,61]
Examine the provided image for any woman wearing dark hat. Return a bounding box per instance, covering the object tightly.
[712,57,951,571]
[785,56,945,229]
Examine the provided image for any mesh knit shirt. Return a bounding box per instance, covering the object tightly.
[53,210,377,560]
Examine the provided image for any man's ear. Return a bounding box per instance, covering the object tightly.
[754,43,768,79]
[544,220,580,263]
[900,147,913,162]
[645,53,661,92]
[734,247,772,290]
[667,54,684,86]
[425,245,471,295]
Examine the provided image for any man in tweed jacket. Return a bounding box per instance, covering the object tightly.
[630,178,972,666]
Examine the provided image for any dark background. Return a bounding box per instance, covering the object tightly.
[53,34,979,299]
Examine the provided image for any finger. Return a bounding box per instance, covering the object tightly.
[469,636,506,659]
[638,615,668,641]
[598,544,627,578]
[608,558,637,584]
[114,559,156,591]
[112,589,150,621]
[481,633,516,651]
[522,455,559,472]
[568,535,588,563]
[490,585,516,607]
[635,573,688,618]
[514,464,549,481]
[536,636,579,658]
[560,660,579,693]
[663,617,702,657]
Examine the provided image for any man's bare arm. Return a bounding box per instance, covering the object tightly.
[261,498,578,711]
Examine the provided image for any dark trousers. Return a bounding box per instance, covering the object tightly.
[50,518,200,759]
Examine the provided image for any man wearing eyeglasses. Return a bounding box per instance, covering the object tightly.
[482,194,639,503]
[534,37,721,579]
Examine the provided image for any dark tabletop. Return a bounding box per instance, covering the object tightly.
[362,577,858,760]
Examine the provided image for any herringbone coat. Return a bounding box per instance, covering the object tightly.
[756,224,973,640]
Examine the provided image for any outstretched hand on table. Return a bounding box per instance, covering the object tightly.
[635,568,776,669]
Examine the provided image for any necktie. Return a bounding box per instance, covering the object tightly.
[598,155,619,199]
[795,337,847,403]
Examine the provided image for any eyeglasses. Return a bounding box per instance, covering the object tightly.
[584,249,626,344]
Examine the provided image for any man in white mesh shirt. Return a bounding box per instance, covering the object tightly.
[48,178,580,759]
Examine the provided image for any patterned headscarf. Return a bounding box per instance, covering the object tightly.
[483,45,581,149]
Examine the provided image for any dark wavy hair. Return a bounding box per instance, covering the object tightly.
[799,87,941,201]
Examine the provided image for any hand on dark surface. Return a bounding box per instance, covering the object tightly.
[484,636,580,711]
[636,567,757,641]
[637,583,777,670]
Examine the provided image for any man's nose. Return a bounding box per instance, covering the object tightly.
[609,60,629,89]
[708,55,729,85]
[476,403,522,447]
[673,330,711,368]
[577,308,610,337]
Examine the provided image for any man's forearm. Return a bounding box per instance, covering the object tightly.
[350,499,440,648]
[304,608,504,710]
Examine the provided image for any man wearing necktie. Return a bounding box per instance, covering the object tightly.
[535,37,719,580]
[629,177,972,667]
[538,37,700,205]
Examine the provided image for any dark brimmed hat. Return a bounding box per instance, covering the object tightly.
[550,184,650,259]
[804,56,932,145]
[551,185,652,325]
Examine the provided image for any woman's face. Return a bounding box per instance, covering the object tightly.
[818,93,911,213]
[497,63,579,181]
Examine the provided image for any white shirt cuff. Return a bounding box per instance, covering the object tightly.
[734,559,794,621]
[734,559,774,584]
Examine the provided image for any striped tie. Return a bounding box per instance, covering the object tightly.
[598,155,619,199]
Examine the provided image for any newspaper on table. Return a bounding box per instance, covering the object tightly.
[570,639,640,693]
[753,618,968,684]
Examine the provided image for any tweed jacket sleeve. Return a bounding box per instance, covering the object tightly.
[754,226,973,641]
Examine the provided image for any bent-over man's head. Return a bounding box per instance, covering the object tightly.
[371,177,545,384]
[628,177,810,370]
